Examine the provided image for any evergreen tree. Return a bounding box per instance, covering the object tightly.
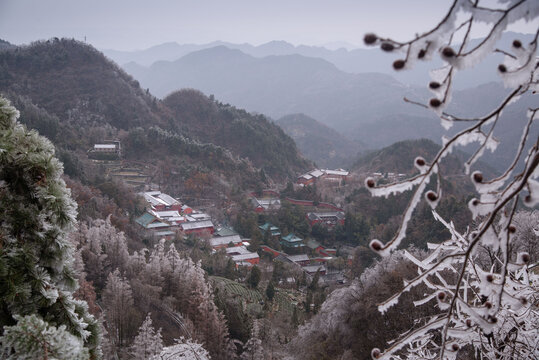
[129,313,163,360]
[241,320,264,360]
[247,266,261,288]
[0,97,100,357]
[102,269,134,350]
[265,281,275,301]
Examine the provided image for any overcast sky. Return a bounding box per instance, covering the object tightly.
[1,0,536,51]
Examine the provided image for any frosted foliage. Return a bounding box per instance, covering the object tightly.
[0,97,99,357]
[0,314,89,360]
[129,313,164,360]
[150,337,210,360]
[371,211,539,360]
[363,1,539,358]
[241,319,264,360]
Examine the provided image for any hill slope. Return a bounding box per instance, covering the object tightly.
[276,113,361,168]
[0,39,309,188]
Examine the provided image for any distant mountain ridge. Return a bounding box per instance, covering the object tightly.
[104,32,535,89]
[121,40,537,172]
[123,45,425,132]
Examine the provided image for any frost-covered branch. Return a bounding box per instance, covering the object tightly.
[363,1,539,358]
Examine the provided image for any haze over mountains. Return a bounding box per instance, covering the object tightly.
[112,31,537,172]
[103,32,533,88]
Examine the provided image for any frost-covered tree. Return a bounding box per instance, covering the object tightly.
[241,319,264,360]
[129,313,163,360]
[0,97,100,358]
[75,216,130,289]
[362,1,539,359]
[102,269,134,351]
[0,314,90,360]
[150,337,210,360]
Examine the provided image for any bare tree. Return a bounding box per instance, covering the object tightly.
[362,1,539,359]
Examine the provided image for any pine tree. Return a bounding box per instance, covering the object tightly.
[241,319,264,360]
[0,97,100,357]
[247,266,261,288]
[265,281,275,301]
[102,269,134,350]
[129,313,163,360]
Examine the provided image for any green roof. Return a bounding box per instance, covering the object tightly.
[282,233,303,243]
[259,223,281,235]
[135,213,157,228]
[306,239,321,249]
[215,226,238,237]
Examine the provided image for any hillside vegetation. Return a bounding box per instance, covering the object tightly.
[0,39,309,192]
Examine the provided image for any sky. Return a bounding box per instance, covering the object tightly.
[0,0,537,51]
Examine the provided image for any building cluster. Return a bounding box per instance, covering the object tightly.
[135,190,215,239]
[296,168,349,186]
[209,227,259,267]
[259,222,340,279]
[136,191,260,268]
[250,190,281,213]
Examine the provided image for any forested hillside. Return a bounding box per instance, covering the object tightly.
[0,39,309,189]
[276,113,362,168]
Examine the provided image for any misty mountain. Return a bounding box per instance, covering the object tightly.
[122,43,537,173]
[275,113,362,168]
[106,32,534,89]
[123,45,427,132]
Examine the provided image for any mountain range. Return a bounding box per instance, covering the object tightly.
[104,32,534,89]
[117,35,537,171]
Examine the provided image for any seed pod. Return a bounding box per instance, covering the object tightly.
[442,47,456,58]
[452,343,459,352]
[471,199,479,207]
[437,291,446,301]
[370,239,383,251]
[512,39,522,48]
[429,98,442,107]
[429,81,441,89]
[485,301,492,309]
[521,297,528,306]
[498,64,507,73]
[365,178,375,188]
[486,274,494,282]
[521,252,530,263]
[472,171,483,183]
[426,191,438,202]
[364,33,378,45]
[418,49,426,59]
[381,42,394,52]
[508,225,516,233]
[371,348,381,359]
[393,59,405,70]
[466,319,472,327]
